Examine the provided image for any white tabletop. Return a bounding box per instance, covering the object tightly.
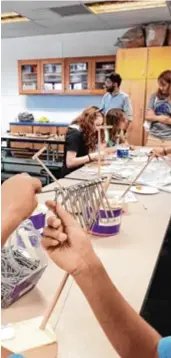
[2,177,171,358]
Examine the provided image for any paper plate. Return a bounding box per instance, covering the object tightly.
[130,185,159,195]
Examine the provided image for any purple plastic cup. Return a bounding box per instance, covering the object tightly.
[89,206,122,237]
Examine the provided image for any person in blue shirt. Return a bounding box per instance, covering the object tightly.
[101,72,133,131]
[1,175,171,358]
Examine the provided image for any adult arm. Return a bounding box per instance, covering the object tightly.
[146,109,171,124]
[42,203,161,358]
[145,93,171,124]
[1,174,41,246]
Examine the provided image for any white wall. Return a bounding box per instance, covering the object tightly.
[1,28,127,132]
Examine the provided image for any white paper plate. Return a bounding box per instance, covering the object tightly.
[130,186,159,195]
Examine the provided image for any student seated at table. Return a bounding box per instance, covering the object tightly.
[61,106,105,177]
[145,70,171,147]
[104,108,132,155]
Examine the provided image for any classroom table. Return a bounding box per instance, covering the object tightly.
[2,177,171,358]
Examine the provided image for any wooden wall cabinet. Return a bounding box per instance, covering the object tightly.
[18,56,115,95]
[91,56,115,94]
[147,47,171,79]
[40,59,65,94]
[65,57,92,94]
[116,48,148,80]
[18,60,41,94]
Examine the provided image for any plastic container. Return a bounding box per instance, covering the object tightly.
[29,204,47,234]
[89,196,123,237]
[1,220,47,308]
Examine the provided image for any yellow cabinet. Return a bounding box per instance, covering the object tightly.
[147,47,171,79]
[116,48,148,80]
[121,80,146,145]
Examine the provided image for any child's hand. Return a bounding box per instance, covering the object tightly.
[42,201,97,276]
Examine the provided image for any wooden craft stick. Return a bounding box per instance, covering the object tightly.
[121,156,153,199]
[32,146,62,188]
[32,145,47,159]
[97,129,101,177]
[40,272,69,330]
[103,174,113,192]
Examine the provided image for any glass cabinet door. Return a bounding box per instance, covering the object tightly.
[66,58,91,93]
[93,57,116,92]
[19,61,40,93]
[41,60,64,93]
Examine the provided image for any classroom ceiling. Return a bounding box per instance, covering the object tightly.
[1,0,171,39]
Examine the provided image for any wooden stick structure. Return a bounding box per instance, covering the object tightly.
[121,156,153,199]
[40,272,69,330]
[32,146,62,188]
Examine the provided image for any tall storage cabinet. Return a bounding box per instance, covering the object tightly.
[116,47,171,146]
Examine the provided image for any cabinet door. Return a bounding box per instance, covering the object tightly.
[65,57,92,94]
[147,47,171,79]
[91,56,115,94]
[18,60,41,94]
[10,125,33,155]
[116,48,148,80]
[40,59,64,93]
[121,80,146,145]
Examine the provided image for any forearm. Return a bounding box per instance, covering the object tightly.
[66,155,90,168]
[1,203,20,246]
[75,257,160,358]
[146,114,170,123]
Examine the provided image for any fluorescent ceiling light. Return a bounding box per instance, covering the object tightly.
[87,1,166,14]
[1,12,29,23]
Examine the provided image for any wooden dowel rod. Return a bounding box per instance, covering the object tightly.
[121,156,153,199]
[32,146,62,188]
[97,129,101,178]
[32,145,47,160]
[40,272,69,330]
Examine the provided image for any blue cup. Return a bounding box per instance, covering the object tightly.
[117,147,129,159]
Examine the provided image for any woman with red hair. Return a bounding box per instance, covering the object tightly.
[61,106,105,177]
[145,70,171,147]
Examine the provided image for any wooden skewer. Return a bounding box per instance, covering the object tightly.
[40,272,69,330]
[97,128,101,177]
[32,146,62,188]
[121,156,153,199]
[32,145,48,159]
